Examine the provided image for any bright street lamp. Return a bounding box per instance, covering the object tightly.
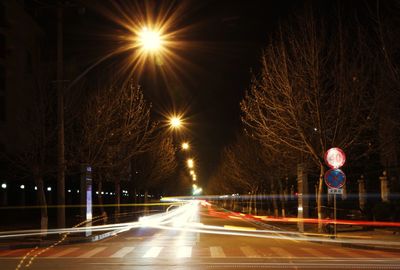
[169,116,182,129]
[138,27,163,52]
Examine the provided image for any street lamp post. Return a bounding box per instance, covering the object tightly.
[56,25,165,228]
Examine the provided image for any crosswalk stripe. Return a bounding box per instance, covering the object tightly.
[110,247,135,258]
[300,247,332,258]
[240,246,261,258]
[51,247,80,258]
[143,247,163,258]
[78,247,107,258]
[359,249,395,258]
[270,247,293,258]
[210,246,226,258]
[176,246,192,258]
[331,247,366,258]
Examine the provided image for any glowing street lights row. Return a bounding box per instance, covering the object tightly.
[168,115,200,193]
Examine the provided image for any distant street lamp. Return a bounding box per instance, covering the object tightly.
[190,170,194,175]
[1,183,6,189]
[182,142,189,150]
[187,158,194,168]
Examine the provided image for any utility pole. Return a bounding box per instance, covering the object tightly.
[57,4,65,229]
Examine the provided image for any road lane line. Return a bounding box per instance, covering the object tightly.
[110,247,135,258]
[270,247,293,258]
[51,247,80,258]
[78,247,107,258]
[210,246,226,258]
[300,247,333,258]
[176,246,192,258]
[143,247,163,258]
[240,246,261,258]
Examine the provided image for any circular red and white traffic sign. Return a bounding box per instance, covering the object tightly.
[324,147,346,169]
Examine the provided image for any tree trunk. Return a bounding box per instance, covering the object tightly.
[56,6,65,229]
[272,191,279,217]
[280,190,286,218]
[97,179,105,215]
[35,174,48,237]
[144,190,149,215]
[317,164,325,232]
[115,179,121,221]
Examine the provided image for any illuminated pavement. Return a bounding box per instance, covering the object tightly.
[1,201,400,270]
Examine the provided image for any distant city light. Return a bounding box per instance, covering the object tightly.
[77,190,80,194]
[34,186,37,190]
[1,183,6,189]
[20,185,25,189]
[47,187,52,192]
[68,189,71,193]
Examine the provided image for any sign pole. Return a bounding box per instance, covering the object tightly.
[324,147,346,240]
[333,193,337,238]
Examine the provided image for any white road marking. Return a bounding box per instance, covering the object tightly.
[210,246,226,258]
[270,247,293,258]
[77,247,106,258]
[110,247,135,258]
[51,247,80,258]
[331,247,367,258]
[300,247,333,258]
[240,246,261,258]
[358,249,395,258]
[176,246,192,258]
[143,247,163,258]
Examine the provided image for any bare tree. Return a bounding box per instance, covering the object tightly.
[374,2,400,191]
[132,135,178,199]
[2,69,55,233]
[241,8,375,231]
[208,133,292,215]
[71,79,156,217]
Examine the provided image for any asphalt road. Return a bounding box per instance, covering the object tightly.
[1,201,400,270]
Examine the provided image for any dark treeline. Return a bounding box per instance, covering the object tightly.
[208,1,400,231]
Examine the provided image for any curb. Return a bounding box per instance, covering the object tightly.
[0,229,121,250]
[246,217,400,253]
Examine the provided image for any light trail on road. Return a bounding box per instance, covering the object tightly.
[1,199,400,250]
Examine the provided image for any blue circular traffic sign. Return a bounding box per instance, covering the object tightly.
[324,169,346,189]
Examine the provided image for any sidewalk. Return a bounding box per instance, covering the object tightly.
[265,220,400,252]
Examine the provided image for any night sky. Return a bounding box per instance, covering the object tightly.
[30,0,304,183]
[80,0,299,183]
